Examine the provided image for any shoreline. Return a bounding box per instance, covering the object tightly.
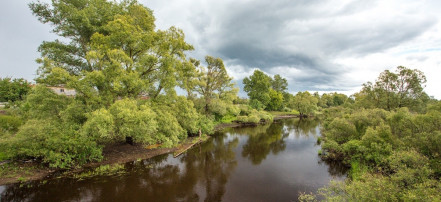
[0,115,297,186]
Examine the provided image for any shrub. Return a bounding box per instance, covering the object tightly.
[0,115,22,132]
[153,106,186,147]
[325,118,357,144]
[81,108,115,143]
[109,99,157,144]
[5,119,102,168]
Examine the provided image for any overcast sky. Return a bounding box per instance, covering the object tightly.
[1,0,441,98]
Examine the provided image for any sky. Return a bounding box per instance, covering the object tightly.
[1,0,441,98]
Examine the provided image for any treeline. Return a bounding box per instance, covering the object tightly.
[0,78,31,103]
[242,69,351,117]
[0,0,273,168]
[300,66,441,201]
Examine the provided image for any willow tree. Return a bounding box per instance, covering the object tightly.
[194,56,236,114]
[32,0,194,107]
[29,0,130,74]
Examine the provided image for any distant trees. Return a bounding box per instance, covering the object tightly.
[317,92,350,108]
[243,70,286,111]
[289,91,318,117]
[0,78,31,102]
[243,70,272,109]
[355,66,428,111]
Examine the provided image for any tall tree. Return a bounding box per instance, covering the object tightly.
[194,56,235,114]
[271,74,288,93]
[356,66,427,111]
[29,0,130,74]
[243,70,272,108]
[33,0,194,106]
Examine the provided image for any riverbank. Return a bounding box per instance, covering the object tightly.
[0,114,297,185]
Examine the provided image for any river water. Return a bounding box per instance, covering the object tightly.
[0,118,347,202]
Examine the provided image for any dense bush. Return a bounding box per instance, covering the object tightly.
[2,119,102,168]
[0,115,22,133]
[314,105,441,201]
[236,110,273,124]
[109,99,158,144]
[0,78,31,102]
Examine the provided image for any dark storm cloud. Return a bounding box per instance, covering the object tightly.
[2,0,440,95]
[177,0,437,92]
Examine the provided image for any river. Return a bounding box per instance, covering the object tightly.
[0,118,347,202]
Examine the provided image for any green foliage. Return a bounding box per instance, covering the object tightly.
[0,115,22,133]
[21,85,70,120]
[355,66,428,112]
[317,92,350,108]
[289,91,318,116]
[267,89,283,111]
[236,110,273,124]
[81,108,115,143]
[109,99,157,144]
[173,96,200,134]
[3,119,102,168]
[319,103,441,201]
[194,56,237,114]
[196,115,215,135]
[152,105,186,147]
[271,74,288,93]
[326,118,357,144]
[0,0,241,171]
[243,70,272,108]
[248,99,265,110]
[0,78,31,102]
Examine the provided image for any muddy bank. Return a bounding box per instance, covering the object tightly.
[0,115,297,185]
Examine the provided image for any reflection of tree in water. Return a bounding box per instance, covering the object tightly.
[241,122,288,165]
[181,135,239,201]
[0,135,239,202]
[284,118,319,138]
[223,123,271,136]
[318,159,350,178]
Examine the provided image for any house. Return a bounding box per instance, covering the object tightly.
[47,86,77,97]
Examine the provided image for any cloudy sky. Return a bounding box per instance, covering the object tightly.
[1,0,441,98]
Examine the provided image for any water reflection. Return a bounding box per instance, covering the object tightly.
[0,118,347,202]
[241,122,287,165]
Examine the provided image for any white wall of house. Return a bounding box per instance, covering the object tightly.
[48,87,77,97]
